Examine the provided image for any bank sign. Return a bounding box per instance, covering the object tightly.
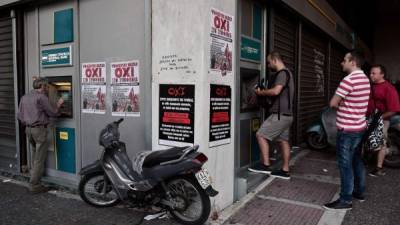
[240,36,261,62]
[41,46,72,67]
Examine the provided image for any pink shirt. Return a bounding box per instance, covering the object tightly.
[335,70,370,132]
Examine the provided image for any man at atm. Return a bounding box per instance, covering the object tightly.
[18,77,64,194]
[248,51,294,180]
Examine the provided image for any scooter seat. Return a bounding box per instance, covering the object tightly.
[143,146,189,168]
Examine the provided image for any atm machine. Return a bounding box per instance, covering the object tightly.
[46,76,76,175]
[239,68,261,168]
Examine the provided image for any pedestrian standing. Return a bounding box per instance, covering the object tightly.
[367,64,400,176]
[324,50,370,210]
[17,77,64,194]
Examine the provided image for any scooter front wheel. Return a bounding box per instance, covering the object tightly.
[166,175,211,225]
[306,132,328,150]
[79,172,120,207]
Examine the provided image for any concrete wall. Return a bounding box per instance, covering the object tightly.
[152,0,236,210]
[373,14,400,81]
[24,0,152,182]
[79,0,152,166]
[0,0,20,7]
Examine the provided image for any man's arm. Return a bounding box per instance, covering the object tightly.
[39,95,63,117]
[330,94,343,108]
[255,85,283,97]
[382,112,395,120]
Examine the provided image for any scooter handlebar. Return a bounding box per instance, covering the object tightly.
[115,118,124,125]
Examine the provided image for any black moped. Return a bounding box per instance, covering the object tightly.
[78,118,218,225]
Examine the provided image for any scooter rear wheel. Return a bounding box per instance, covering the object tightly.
[79,172,120,207]
[166,175,211,225]
[384,145,400,168]
[306,132,329,150]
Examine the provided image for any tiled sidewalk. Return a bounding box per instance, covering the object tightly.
[225,150,342,225]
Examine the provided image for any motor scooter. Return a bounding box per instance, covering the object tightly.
[79,118,218,225]
[305,107,337,150]
[306,108,400,168]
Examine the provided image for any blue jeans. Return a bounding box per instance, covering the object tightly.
[336,130,365,202]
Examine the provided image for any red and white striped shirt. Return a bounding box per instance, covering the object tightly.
[335,70,370,132]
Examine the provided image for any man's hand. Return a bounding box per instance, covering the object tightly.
[255,85,283,97]
[255,88,264,96]
[57,97,64,108]
[329,95,342,108]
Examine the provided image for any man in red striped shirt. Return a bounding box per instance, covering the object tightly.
[324,50,370,210]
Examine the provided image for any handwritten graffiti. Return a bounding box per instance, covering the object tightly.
[313,49,325,94]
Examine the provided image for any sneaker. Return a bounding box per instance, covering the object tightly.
[323,199,352,210]
[29,185,50,194]
[369,167,386,177]
[352,192,365,202]
[270,169,291,180]
[248,163,272,174]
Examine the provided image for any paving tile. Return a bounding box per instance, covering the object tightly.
[260,177,339,205]
[229,198,323,225]
[292,158,340,178]
[305,150,337,161]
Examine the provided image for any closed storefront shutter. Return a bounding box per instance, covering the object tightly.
[297,26,328,143]
[271,9,297,74]
[329,43,347,98]
[0,15,17,171]
[271,9,298,143]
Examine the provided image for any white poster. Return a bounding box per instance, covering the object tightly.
[111,86,140,117]
[210,9,234,77]
[81,62,107,114]
[82,85,106,114]
[111,60,140,117]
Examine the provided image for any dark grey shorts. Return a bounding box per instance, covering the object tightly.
[257,114,293,141]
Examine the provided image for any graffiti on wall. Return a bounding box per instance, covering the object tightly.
[313,49,325,94]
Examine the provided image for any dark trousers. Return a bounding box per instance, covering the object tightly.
[26,127,49,188]
[336,130,366,202]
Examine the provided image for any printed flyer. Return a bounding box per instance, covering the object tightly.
[110,60,140,117]
[81,62,106,114]
[210,9,234,77]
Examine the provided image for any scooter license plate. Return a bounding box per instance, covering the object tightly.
[195,169,212,189]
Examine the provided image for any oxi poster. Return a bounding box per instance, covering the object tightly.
[81,62,106,114]
[210,8,234,77]
[209,84,231,147]
[111,60,140,117]
[159,84,195,146]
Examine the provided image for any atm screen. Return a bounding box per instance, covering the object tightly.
[47,76,73,118]
[240,68,260,112]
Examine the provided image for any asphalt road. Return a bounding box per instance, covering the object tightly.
[342,167,400,225]
[0,179,179,225]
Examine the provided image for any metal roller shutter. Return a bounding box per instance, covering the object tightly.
[271,9,298,143]
[329,43,347,98]
[297,26,328,143]
[0,15,17,171]
[271,9,297,74]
